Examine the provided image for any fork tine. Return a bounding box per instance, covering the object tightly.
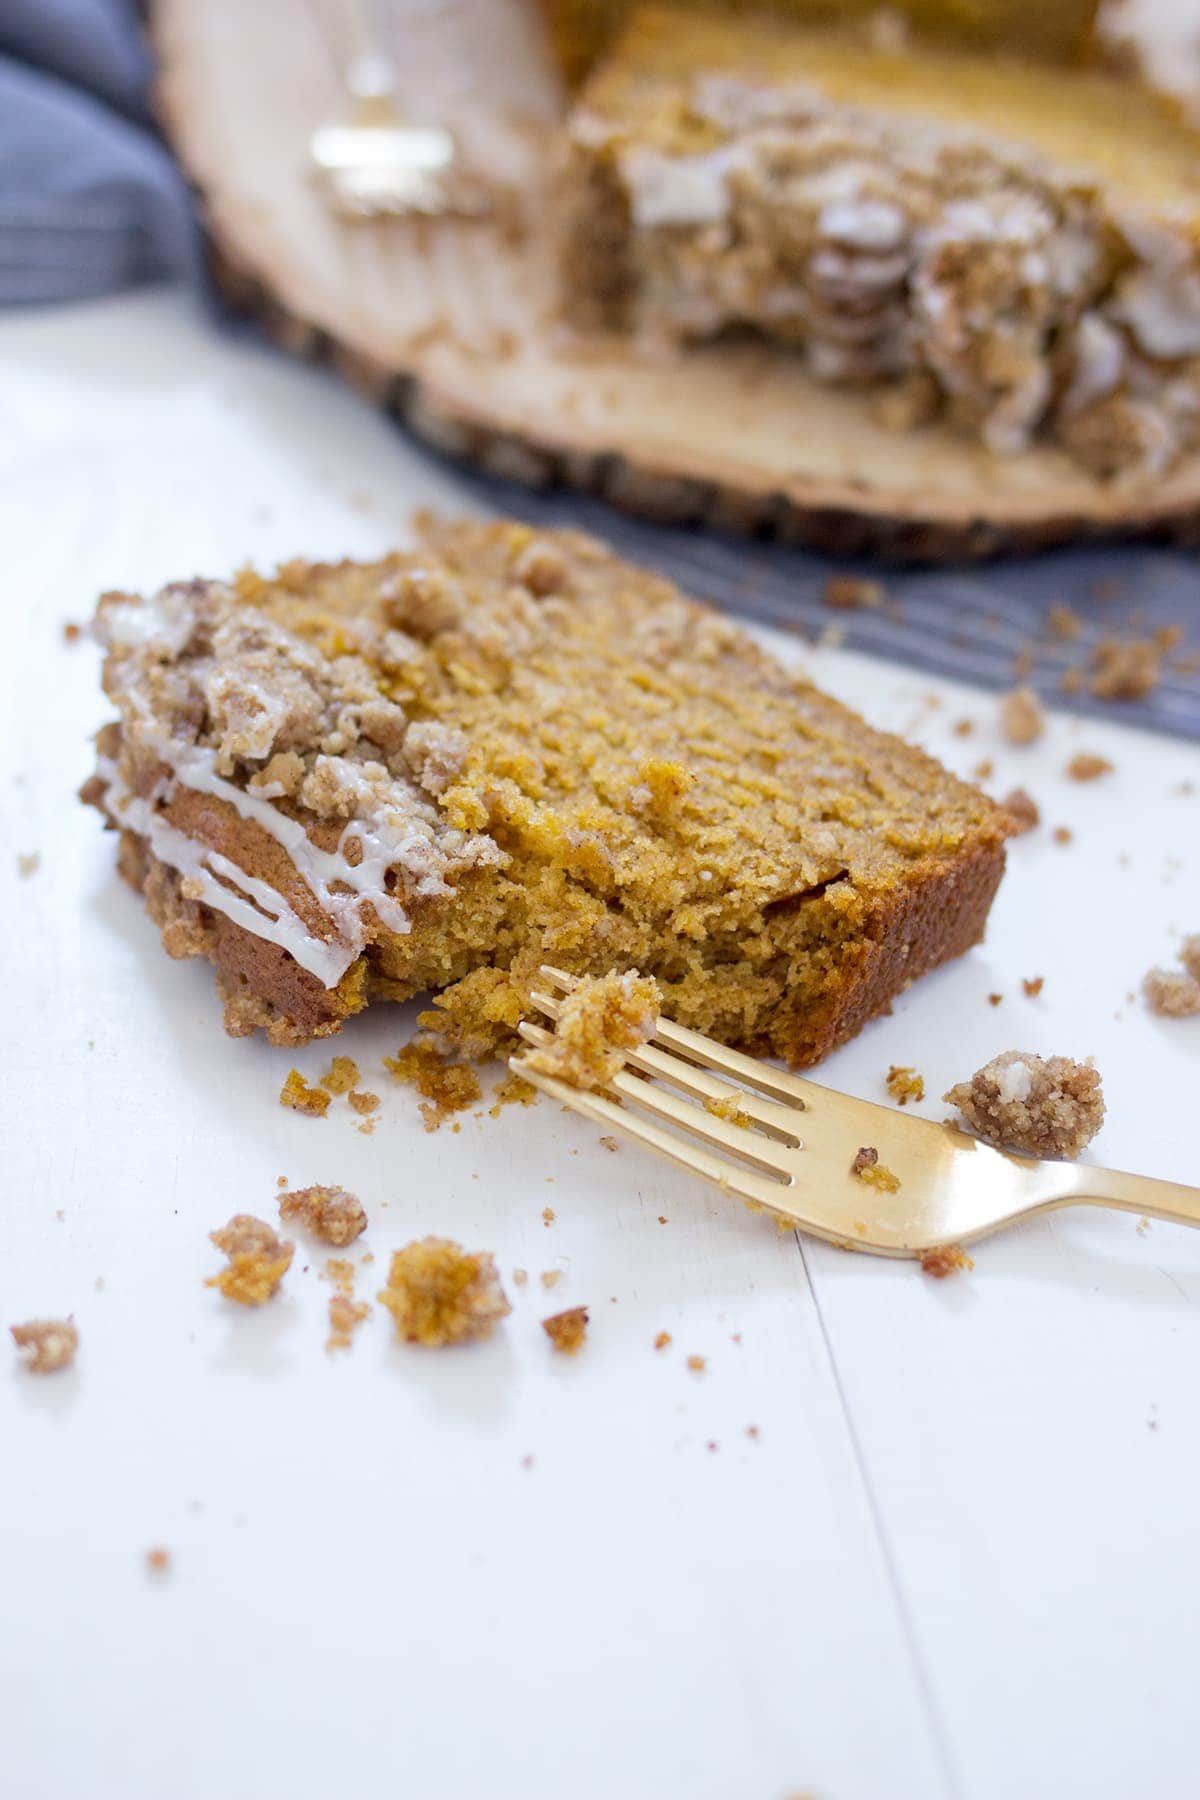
[526,990,803,1146]
[535,968,819,1109]
[516,1020,796,1181]
[510,1055,802,1222]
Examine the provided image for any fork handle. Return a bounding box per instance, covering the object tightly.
[1071,1165,1200,1231]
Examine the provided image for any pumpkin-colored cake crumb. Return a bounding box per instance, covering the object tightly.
[517,969,660,1092]
[279,1070,330,1118]
[1000,688,1045,747]
[377,1237,510,1345]
[703,1091,751,1126]
[206,1214,294,1305]
[920,1244,975,1278]
[1088,637,1161,701]
[320,1055,360,1094]
[85,518,1008,1068]
[327,1293,370,1352]
[945,1051,1104,1157]
[543,1304,590,1354]
[851,1146,901,1193]
[1023,976,1045,997]
[654,1330,672,1350]
[278,1184,367,1247]
[886,1065,924,1105]
[348,1089,379,1114]
[1066,753,1113,782]
[687,1354,707,1373]
[823,576,884,612]
[10,1317,78,1374]
[489,1071,538,1117]
[146,1547,171,1575]
[1183,937,1200,981]
[384,1039,482,1130]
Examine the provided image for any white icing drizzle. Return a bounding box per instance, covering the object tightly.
[98,760,357,986]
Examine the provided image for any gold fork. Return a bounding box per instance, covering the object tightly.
[513,967,1200,1259]
[310,0,490,220]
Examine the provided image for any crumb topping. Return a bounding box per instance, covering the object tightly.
[920,1244,975,1278]
[377,1238,510,1345]
[1143,965,1200,1017]
[278,1184,367,1246]
[10,1317,78,1374]
[945,1050,1104,1157]
[384,1038,482,1130]
[207,1214,294,1305]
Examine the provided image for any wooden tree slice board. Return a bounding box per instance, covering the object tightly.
[151,0,1200,561]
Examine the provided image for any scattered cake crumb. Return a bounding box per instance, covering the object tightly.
[822,575,884,611]
[145,1547,171,1575]
[539,1269,563,1290]
[988,993,1003,1007]
[516,970,660,1092]
[886,1065,924,1105]
[1088,636,1161,700]
[513,1268,528,1287]
[1046,602,1083,641]
[746,1424,760,1440]
[542,1305,589,1355]
[327,1292,370,1352]
[703,1091,751,1127]
[488,1071,537,1117]
[1053,826,1073,845]
[377,1238,510,1346]
[686,1354,707,1373]
[654,1331,672,1350]
[1182,937,1200,981]
[1000,686,1044,745]
[599,1135,619,1153]
[945,1051,1104,1158]
[851,1147,901,1193]
[1142,967,1200,1018]
[384,1038,482,1130]
[542,1207,556,1226]
[319,1055,359,1094]
[278,1184,367,1247]
[1002,788,1040,835]
[16,852,39,879]
[920,1244,975,1279]
[10,1317,78,1374]
[62,620,84,644]
[348,1090,379,1115]
[952,718,974,738]
[1066,752,1114,782]
[206,1215,294,1305]
[1136,1216,1152,1236]
[973,758,995,781]
[279,1069,330,1118]
[1022,976,1045,997]
[657,1215,668,1224]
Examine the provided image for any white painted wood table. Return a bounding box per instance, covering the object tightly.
[1,290,1198,1800]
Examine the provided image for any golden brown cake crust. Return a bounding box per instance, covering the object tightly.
[85,518,1009,1068]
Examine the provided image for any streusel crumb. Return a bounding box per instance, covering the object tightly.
[886,1066,924,1105]
[279,1069,330,1118]
[383,1039,482,1130]
[488,1071,538,1117]
[920,1245,975,1279]
[278,1184,367,1247]
[1000,687,1044,746]
[348,1090,379,1115]
[207,1215,294,1305]
[945,1051,1104,1158]
[687,1354,707,1373]
[1023,976,1045,997]
[516,970,660,1092]
[654,1330,672,1350]
[1182,937,1200,981]
[377,1238,510,1346]
[1001,788,1040,835]
[11,1317,78,1374]
[1143,967,1200,1018]
[542,1305,589,1354]
[1089,637,1161,700]
[319,1055,359,1094]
